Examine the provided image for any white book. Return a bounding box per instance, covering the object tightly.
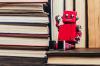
[0,16,49,23]
[51,0,64,42]
[0,0,48,2]
[0,49,46,58]
[75,0,86,48]
[0,25,48,34]
[0,37,49,47]
[65,0,73,10]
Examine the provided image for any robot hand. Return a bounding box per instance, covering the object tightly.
[75,25,82,43]
[76,25,82,32]
[55,15,64,27]
[55,15,61,22]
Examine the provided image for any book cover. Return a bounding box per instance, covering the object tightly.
[0,37,49,47]
[0,0,48,2]
[75,0,86,48]
[0,25,49,34]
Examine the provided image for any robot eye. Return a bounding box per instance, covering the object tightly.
[71,14,74,18]
[65,14,68,18]
[65,14,68,17]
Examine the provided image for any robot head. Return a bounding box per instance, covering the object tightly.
[62,11,77,23]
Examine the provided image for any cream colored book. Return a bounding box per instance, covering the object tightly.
[75,0,86,48]
[0,25,48,34]
[0,49,46,58]
[65,0,73,10]
[0,6,43,11]
[0,3,45,11]
[0,37,49,47]
[0,3,48,15]
[51,0,64,42]
[48,56,100,65]
[0,16,49,23]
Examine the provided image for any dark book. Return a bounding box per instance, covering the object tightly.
[0,33,49,38]
[47,49,100,65]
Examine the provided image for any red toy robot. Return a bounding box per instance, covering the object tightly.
[55,10,81,50]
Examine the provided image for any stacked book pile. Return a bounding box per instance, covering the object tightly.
[0,0,49,64]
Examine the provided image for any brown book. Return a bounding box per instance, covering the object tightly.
[88,0,100,48]
[0,3,48,16]
[47,49,100,65]
[0,2,46,6]
[0,33,49,38]
[0,12,48,17]
[0,0,48,2]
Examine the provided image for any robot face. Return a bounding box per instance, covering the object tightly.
[62,11,77,23]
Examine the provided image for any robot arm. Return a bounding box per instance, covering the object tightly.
[75,25,82,43]
[55,15,63,28]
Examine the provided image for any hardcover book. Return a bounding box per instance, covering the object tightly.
[0,0,48,2]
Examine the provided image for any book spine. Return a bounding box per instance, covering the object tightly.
[75,0,86,48]
[88,0,100,48]
[0,22,48,26]
[0,33,49,38]
[65,0,73,10]
[51,0,64,42]
[0,0,48,2]
[0,44,48,47]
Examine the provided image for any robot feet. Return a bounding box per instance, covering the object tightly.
[55,41,75,50]
[49,41,75,50]
[64,43,75,50]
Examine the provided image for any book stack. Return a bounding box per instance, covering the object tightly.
[0,0,49,64]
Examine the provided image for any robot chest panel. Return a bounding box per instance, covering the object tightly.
[58,24,76,41]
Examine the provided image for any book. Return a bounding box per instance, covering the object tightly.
[0,56,46,66]
[48,56,100,65]
[47,49,100,65]
[0,3,48,14]
[0,25,48,34]
[65,0,73,10]
[88,0,100,48]
[0,37,49,47]
[0,0,48,2]
[0,2,45,5]
[0,12,48,17]
[0,16,49,23]
[0,49,46,58]
[0,33,49,38]
[51,0,64,42]
[0,10,45,13]
[75,0,86,48]
[0,5,43,11]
